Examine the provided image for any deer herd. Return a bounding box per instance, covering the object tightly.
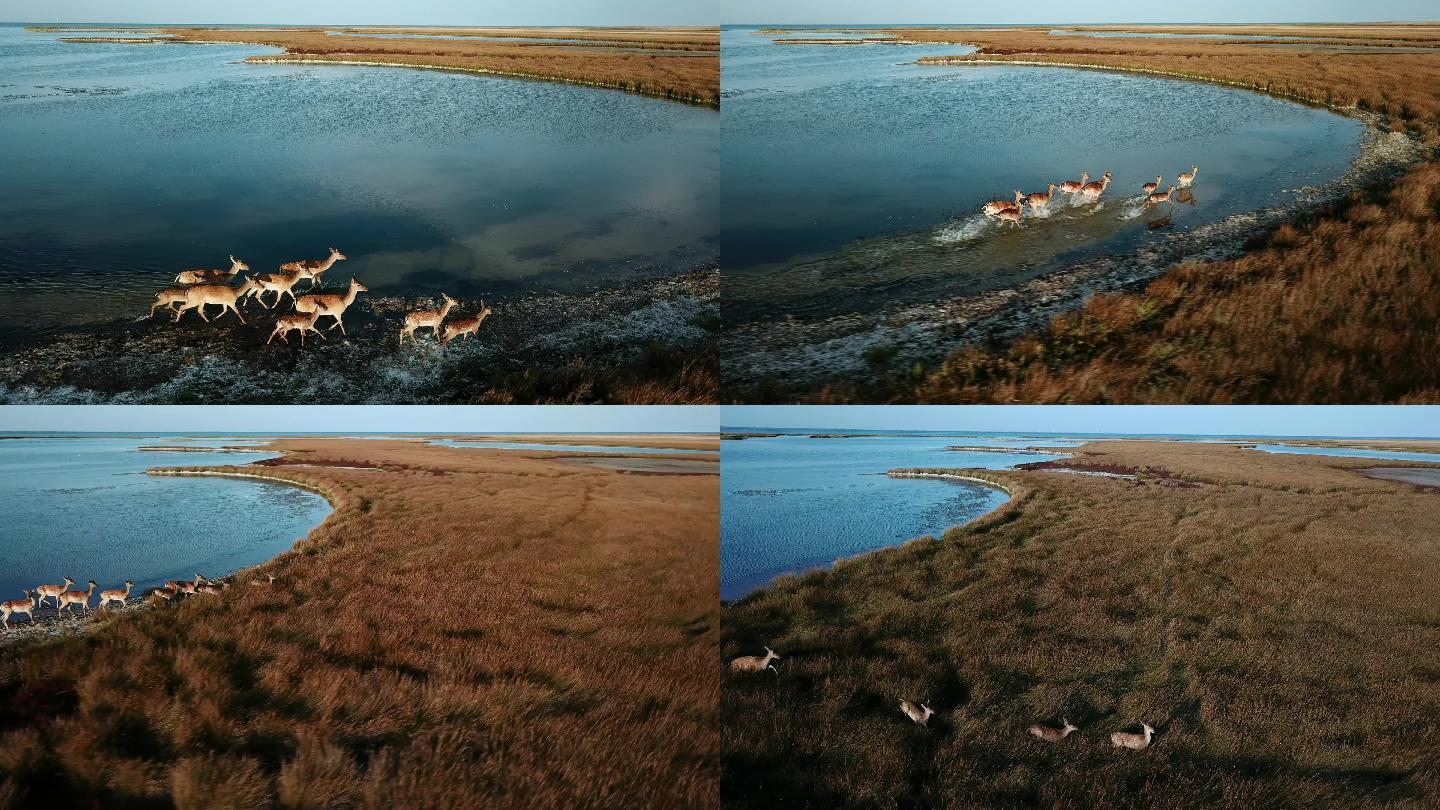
[730,644,1157,751]
[0,571,279,630]
[982,165,1198,227]
[147,246,493,349]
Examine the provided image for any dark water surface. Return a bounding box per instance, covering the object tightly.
[0,436,331,600]
[0,25,717,335]
[721,26,1364,324]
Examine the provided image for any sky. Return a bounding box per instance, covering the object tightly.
[721,0,1436,25]
[0,406,717,434]
[722,406,1440,438]
[3,0,712,26]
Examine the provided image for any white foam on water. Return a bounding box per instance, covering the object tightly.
[933,215,992,245]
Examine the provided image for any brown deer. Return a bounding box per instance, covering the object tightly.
[149,286,193,318]
[175,255,249,285]
[267,310,329,346]
[1110,722,1155,750]
[399,293,457,346]
[1025,183,1058,212]
[34,576,74,609]
[57,580,97,615]
[1145,186,1177,206]
[98,580,133,610]
[996,205,1023,229]
[173,277,263,324]
[166,573,205,596]
[1078,171,1112,201]
[899,700,935,726]
[1141,175,1162,195]
[729,646,780,674]
[294,278,367,336]
[250,268,307,309]
[1,591,36,628]
[441,300,493,345]
[983,190,1024,218]
[280,247,346,289]
[1059,172,1089,195]
[1176,165,1198,188]
[1028,718,1079,742]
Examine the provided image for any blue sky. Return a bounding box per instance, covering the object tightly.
[3,1,711,26]
[722,0,1436,25]
[0,406,717,433]
[722,406,1440,438]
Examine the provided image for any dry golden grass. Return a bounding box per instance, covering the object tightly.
[781,24,1440,403]
[49,25,719,107]
[0,438,717,808]
[723,441,1440,808]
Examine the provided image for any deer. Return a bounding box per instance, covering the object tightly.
[1078,171,1112,202]
[196,581,228,596]
[57,580,97,615]
[250,268,307,309]
[149,586,178,602]
[1029,718,1079,742]
[400,293,457,346]
[729,645,780,673]
[172,277,263,324]
[97,580,133,610]
[1025,183,1058,212]
[280,247,347,289]
[175,255,249,285]
[166,573,205,596]
[250,574,277,587]
[996,205,1023,229]
[1177,165,1198,188]
[1110,722,1155,750]
[899,699,935,726]
[1145,186,1177,206]
[293,278,367,336]
[1059,172,1089,195]
[1,591,36,628]
[267,310,329,347]
[983,190,1024,218]
[441,300,493,345]
[1141,175,1162,195]
[149,287,193,318]
[33,576,74,609]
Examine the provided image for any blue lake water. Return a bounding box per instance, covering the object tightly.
[432,439,713,454]
[721,25,1364,324]
[720,434,1072,599]
[0,24,718,336]
[0,437,331,602]
[1248,444,1440,462]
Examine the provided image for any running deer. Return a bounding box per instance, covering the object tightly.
[280,247,347,289]
[173,277,263,324]
[1145,186,1176,206]
[175,255,249,285]
[34,577,74,609]
[1,591,36,628]
[996,205,1023,229]
[1078,171,1112,201]
[250,269,307,309]
[57,580,96,615]
[400,293,457,346]
[1025,183,1058,212]
[1029,718,1079,742]
[1059,172,1089,195]
[984,190,1024,218]
[267,310,329,346]
[441,301,493,345]
[1177,165,1198,188]
[294,278,367,336]
[149,287,193,318]
[98,580,133,610]
[1141,175,1162,195]
[900,700,935,726]
[1110,723,1155,750]
[167,573,205,596]
[729,646,780,673]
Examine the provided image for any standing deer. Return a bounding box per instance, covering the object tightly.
[172,277,263,324]
[900,700,935,726]
[280,247,347,289]
[1059,172,1089,195]
[98,580,133,610]
[399,293,457,345]
[34,576,74,609]
[1,591,36,628]
[250,269,307,309]
[1029,718,1079,742]
[1110,722,1155,750]
[729,646,780,673]
[267,310,329,346]
[175,255,249,285]
[441,300,493,345]
[294,278,368,336]
[57,580,97,615]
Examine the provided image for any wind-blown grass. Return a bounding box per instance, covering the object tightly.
[722,440,1440,808]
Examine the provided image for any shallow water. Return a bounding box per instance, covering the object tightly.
[720,434,1069,599]
[0,436,331,600]
[1248,444,1440,462]
[721,25,1364,324]
[432,439,712,454]
[0,25,717,335]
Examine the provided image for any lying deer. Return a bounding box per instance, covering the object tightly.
[1028,718,1079,742]
[267,310,328,346]
[294,278,367,336]
[729,646,780,673]
[280,247,346,289]
[175,255,249,285]
[442,300,493,345]
[173,278,263,324]
[400,293,457,346]
[1110,722,1155,750]
[900,700,935,726]
[1,591,36,628]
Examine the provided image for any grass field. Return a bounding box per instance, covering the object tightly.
[722,440,1440,808]
[759,24,1440,404]
[39,25,720,107]
[0,436,718,808]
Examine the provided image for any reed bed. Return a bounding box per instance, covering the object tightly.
[722,440,1440,808]
[0,438,718,808]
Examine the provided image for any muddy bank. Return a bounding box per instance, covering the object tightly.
[1359,467,1440,491]
[0,269,717,404]
[722,113,1424,394]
